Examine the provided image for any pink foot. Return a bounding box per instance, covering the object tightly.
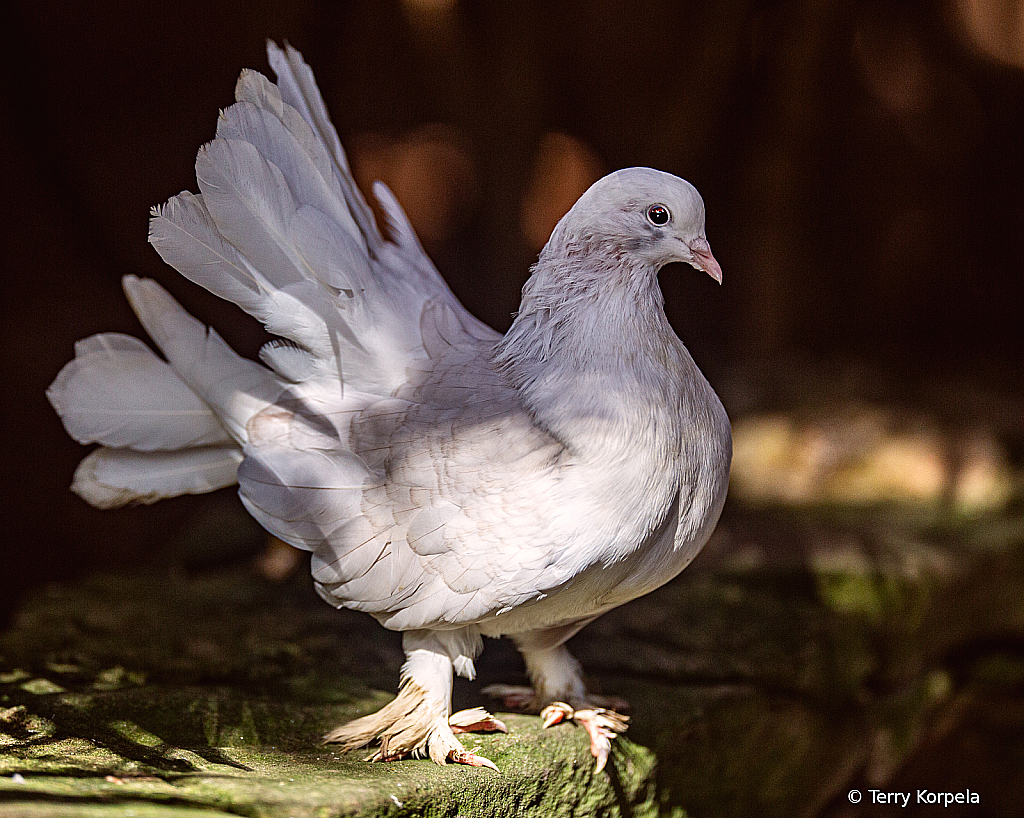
[539,702,629,773]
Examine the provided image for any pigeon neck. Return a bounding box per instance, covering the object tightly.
[492,248,694,453]
[497,243,671,362]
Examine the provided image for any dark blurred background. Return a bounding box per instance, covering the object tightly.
[2,0,1022,621]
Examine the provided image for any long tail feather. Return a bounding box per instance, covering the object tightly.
[121,275,281,445]
[72,446,243,509]
[47,333,230,451]
[266,41,383,250]
[149,192,266,319]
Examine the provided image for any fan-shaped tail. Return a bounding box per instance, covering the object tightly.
[50,41,496,508]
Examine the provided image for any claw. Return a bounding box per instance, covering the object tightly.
[447,748,499,771]
[367,741,403,762]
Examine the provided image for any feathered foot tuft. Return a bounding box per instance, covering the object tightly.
[324,681,502,769]
[449,707,508,735]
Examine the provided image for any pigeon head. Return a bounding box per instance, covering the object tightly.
[544,167,722,283]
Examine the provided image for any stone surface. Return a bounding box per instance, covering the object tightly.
[0,548,664,817]
[2,492,1024,816]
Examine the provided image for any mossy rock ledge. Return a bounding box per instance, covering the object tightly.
[2,502,1024,817]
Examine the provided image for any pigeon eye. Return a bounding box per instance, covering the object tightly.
[646,204,670,226]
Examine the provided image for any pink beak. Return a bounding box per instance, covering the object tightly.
[688,237,723,284]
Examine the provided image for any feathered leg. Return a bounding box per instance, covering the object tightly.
[324,630,503,769]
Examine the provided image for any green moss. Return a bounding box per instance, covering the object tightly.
[0,670,663,818]
[3,500,1024,815]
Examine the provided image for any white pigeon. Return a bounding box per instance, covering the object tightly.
[48,42,731,772]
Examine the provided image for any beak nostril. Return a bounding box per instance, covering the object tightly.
[688,237,723,284]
